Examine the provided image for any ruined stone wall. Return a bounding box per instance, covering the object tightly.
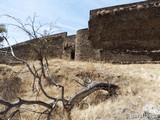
[15,32,67,59]
[46,33,66,58]
[0,32,67,63]
[0,50,17,64]
[89,0,160,61]
[75,28,94,61]
[63,35,76,60]
[2,0,160,63]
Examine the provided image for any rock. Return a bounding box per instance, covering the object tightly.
[142,103,160,120]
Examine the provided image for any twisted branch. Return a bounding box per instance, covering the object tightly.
[65,82,118,111]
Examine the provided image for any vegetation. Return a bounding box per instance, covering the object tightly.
[0,24,6,33]
[0,59,160,119]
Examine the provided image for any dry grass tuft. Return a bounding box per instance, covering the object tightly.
[0,65,22,102]
[1,76,21,101]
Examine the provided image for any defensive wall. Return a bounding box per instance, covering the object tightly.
[75,28,94,61]
[0,32,76,63]
[88,0,160,62]
[63,35,76,60]
[1,0,160,64]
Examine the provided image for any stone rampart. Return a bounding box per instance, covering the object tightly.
[1,0,160,63]
[63,35,76,60]
[0,32,68,63]
[0,50,15,64]
[75,28,94,61]
[89,0,160,61]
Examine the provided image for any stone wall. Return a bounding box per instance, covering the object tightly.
[0,50,16,64]
[63,35,76,60]
[75,28,94,61]
[0,32,77,64]
[46,33,67,59]
[0,32,69,63]
[89,0,160,61]
[1,0,160,63]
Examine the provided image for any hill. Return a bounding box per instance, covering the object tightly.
[0,59,160,120]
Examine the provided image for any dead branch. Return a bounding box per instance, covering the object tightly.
[47,100,57,120]
[65,82,118,111]
[43,57,66,106]
[8,110,19,120]
[3,36,36,76]
[38,78,57,100]
[2,23,65,119]
[74,79,86,87]
[0,98,52,115]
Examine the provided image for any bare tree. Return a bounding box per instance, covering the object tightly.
[0,15,119,120]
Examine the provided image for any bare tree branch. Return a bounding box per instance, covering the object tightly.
[0,98,52,115]
[8,110,19,120]
[47,100,57,120]
[3,36,36,76]
[65,82,118,111]
[38,79,57,101]
[75,79,86,87]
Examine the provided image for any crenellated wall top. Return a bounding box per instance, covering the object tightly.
[90,0,160,19]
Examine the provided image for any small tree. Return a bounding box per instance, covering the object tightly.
[0,15,119,120]
[0,24,7,48]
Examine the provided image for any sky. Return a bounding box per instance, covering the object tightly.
[0,0,144,46]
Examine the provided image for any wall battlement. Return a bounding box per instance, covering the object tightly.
[89,0,160,62]
[90,0,160,19]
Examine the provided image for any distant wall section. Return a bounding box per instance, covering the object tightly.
[0,32,75,63]
[63,35,76,60]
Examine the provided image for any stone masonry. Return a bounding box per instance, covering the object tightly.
[88,0,160,62]
[1,0,160,63]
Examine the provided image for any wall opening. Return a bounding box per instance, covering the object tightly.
[70,48,75,60]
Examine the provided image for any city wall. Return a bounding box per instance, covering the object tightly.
[75,28,94,61]
[63,35,76,60]
[0,32,75,64]
[1,0,160,64]
[88,0,160,62]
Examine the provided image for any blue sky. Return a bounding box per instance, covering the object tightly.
[0,0,144,46]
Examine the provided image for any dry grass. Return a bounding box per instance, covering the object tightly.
[0,59,160,120]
